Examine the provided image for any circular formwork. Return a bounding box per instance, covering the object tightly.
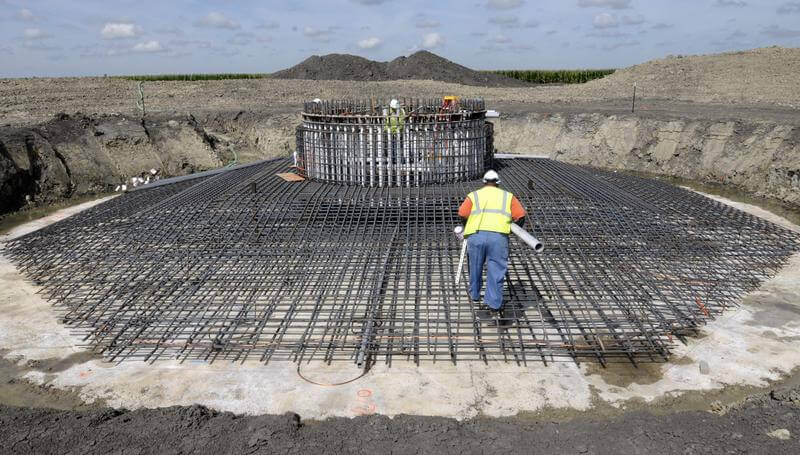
[295,98,493,187]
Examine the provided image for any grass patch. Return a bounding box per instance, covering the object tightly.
[116,73,268,82]
[487,69,616,84]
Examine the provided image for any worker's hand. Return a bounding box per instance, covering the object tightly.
[454,226,465,242]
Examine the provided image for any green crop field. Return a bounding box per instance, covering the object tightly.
[487,69,616,84]
[116,73,268,82]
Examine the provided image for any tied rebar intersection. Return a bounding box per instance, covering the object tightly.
[4,157,800,366]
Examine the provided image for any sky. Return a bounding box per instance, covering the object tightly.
[1,0,799,77]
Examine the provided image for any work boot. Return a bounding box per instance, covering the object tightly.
[501,306,523,322]
[477,307,502,326]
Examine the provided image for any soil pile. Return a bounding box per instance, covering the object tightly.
[563,46,800,106]
[271,50,528,87]
[1,385,799,453]
[271,54,390,81]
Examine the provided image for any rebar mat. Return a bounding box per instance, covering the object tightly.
[5,158,800,366]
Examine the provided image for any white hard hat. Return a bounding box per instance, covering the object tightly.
[312,98,322,103]
[483,170,500,183]
[390,99,399,109]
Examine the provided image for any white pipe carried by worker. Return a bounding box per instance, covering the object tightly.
[454,170,542,326]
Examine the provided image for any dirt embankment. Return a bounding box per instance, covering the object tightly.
[1,384,799,454]
[495,112,800,208]
[2,106,799,215]
[0,111,296,214]
[2,47,800,215]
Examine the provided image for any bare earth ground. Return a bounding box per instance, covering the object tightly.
[2,78,799,128]
[1,47,800,453]
[1,387,799,454]
[1,177,799,454]
[3,46,800,127]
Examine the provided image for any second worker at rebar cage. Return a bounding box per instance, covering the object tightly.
[458,170,527,326]
[384,99,406,165]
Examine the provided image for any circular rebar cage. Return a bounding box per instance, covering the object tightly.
[295,98,494,187]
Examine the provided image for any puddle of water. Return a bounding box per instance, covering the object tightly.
[0,350,105,410]
[0,193,113,235]
[626,170,800,226]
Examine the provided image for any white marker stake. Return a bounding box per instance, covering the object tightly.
[454,226,468,285]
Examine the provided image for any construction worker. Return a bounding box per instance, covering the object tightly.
[384,99,406,165]
[385,99,405,134]
[458,170,527,324]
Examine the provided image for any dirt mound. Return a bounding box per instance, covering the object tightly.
[564,46,800,106]
[271,54,389,81]
[271,50,528,87]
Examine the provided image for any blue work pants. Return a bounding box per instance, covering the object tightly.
[467,231,509,310]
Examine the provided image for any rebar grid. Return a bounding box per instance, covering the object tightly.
[296,98,492,187]
[4,158,799,366]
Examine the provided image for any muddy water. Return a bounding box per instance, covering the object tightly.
[0,350,104,411]
[0,193,113,235]
[628,170,800,226]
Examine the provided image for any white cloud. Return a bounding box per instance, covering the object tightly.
[593,13,619,29]
[488,16,538,28]
[357,37,382,49]
[133,40,164,53]
[303,26,326,37]
[194,12,240,30]
[227,32,255,46]
[714,0,747,6]
[421,32,443,48]
[622,15,645,25]
[257,21,280,30]
[23,28,51,40]
[170,39,212,49]
[416,19,440,29]
[157,26,184,36]
[578,0,631,9]
[488,34,511,44]
[303,26,338,42]
[761,25,800,38]
[101,23,141,39]
[19,8,35,21]
[489,16,518,25]
[351,0,389,4]
[603,40,640,50]
[22,41,60,51]
[487,0,523,9]
[777,2,800,13]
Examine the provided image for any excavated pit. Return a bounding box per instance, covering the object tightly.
[4,156,799,366]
